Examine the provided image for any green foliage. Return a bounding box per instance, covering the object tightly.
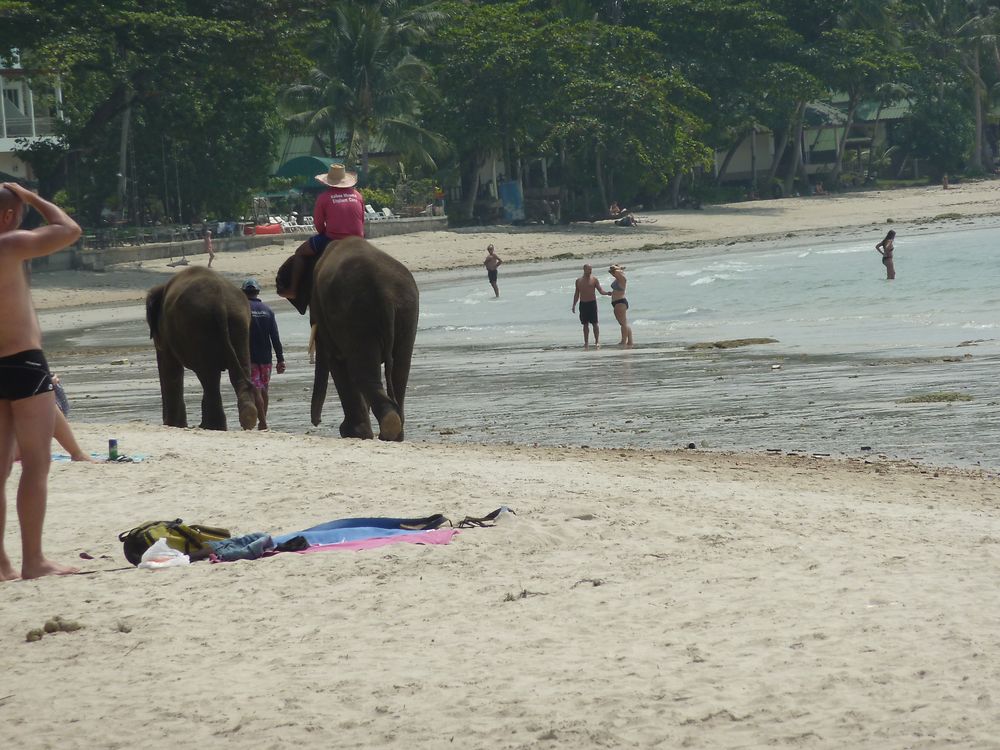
[393,178,435,210]
[8,0,1000,225]
[282,1,448,185]
[7,0,305,223]
[897,95,973,178]
[360,187,395,210]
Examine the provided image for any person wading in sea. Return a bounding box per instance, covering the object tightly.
[571,264,611,349]
[484,244,502,298]
[875,229,896,280]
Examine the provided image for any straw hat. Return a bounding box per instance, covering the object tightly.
[315,163,358,188]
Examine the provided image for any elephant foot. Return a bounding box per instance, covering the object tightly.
[340,420,374,440]
[377,411,402,442]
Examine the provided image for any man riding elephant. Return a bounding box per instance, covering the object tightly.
[277,235,418,442]
[281,163,364,302]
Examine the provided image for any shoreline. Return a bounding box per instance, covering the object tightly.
[30,179,1000,314]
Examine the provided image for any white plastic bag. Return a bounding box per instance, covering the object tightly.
[137,537,191,569]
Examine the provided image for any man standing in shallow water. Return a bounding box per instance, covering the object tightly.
[484,244,502,297]
[572,264,611,348]
[0,182,82,580]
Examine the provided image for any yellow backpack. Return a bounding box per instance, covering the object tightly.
[118,519,231,565]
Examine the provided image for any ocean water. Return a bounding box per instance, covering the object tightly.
[53,225,1000,468]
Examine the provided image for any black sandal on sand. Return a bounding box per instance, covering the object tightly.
[399,514,452,530]
[457,507,516,528]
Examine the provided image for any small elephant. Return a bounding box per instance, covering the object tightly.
[146,267,257,430]
[277,236,418,440]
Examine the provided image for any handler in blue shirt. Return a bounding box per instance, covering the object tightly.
[242,278,285,430]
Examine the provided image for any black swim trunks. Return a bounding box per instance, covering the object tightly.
[0,349,54,401]
[579,300,598,325]
[487,269,498,284]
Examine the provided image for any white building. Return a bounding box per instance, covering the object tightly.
[0,50,63,182]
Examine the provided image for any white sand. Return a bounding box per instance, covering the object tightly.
[4,424,998,747]
[5,182,1000,747]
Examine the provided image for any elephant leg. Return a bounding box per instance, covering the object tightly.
[329,356,373,439]
[156,348,187,428]
[346,341,401,442]
[195,369,227,430]
[386,315,417,442]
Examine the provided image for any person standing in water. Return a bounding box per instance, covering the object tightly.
[876,229,896,280]
[484,244,502,297]
[572,264,611,349]
[609,264,633,348]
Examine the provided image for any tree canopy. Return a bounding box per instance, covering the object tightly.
[2,0,997,224]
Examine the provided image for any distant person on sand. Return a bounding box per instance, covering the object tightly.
[484,244,502,297]
[572,264,611,349]
[281,164,364,301]
[204,229,215,268]
[614,208,637,227]
[0,181,82,579]
[875,229,896,280]
[242,278,285,430]
[609,264,634,348]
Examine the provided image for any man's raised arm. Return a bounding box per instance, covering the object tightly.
[0,183,81,259]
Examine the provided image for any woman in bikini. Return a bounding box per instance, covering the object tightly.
[609,264,633,348]
[875,229,896,280]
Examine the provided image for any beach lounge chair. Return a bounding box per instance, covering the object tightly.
[381,207,396,220]
[365,204,384,221]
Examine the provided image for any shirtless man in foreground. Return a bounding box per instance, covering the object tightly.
[0,182,81,580]
[571,264,611,349]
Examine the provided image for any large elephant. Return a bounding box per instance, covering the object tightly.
[146,266,257,430]
[276,236,418,441]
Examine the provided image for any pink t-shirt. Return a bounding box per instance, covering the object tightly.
[313,187,365,240]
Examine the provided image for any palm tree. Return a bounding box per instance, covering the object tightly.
[906,0,1000,171]
[282,0,448,184]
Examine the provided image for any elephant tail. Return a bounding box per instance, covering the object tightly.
[146,284,166,340]
[381,303,397,403]
[222,331,252,386]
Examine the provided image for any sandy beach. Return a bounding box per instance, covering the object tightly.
[4,183,1000,748]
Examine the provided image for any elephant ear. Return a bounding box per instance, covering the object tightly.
[275,251,311,316]
[145,283,166,339]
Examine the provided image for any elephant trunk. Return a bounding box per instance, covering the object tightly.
[220,327,257,431]
[236,383,258,431]
[311,358,329,427]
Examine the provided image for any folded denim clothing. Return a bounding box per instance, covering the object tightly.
[208,532,274,561]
